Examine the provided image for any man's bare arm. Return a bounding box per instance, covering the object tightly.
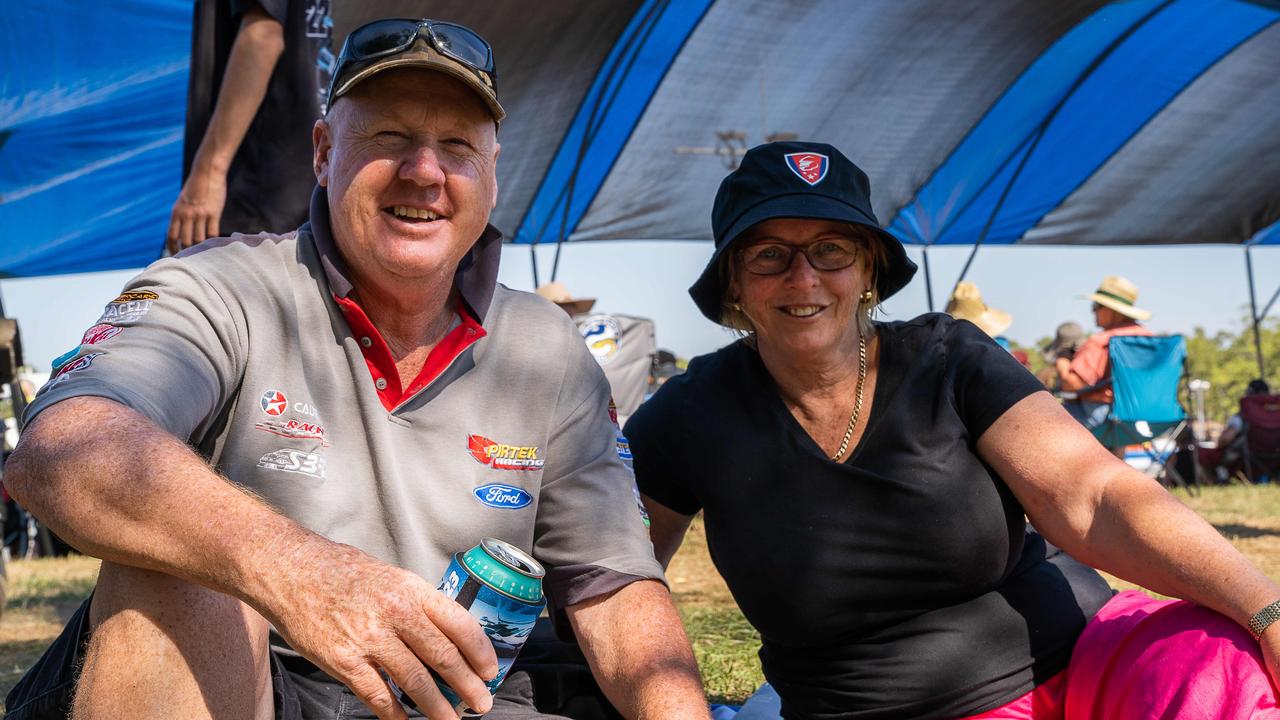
[5,397,499,719]
[567,579,709,719]
[168,6,284,253]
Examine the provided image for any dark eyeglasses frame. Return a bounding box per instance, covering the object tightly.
[329,18,497,103]
[737,239,861,276]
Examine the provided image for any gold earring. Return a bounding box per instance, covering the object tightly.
[860,289,873,303]
[729,302,743,312]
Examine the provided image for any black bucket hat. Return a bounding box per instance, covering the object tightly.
[688,141,916,324]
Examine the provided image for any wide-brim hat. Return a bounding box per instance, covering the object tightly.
[535,281,596,315]
[1042,321,1084,362]
[1086,275,1150,321]
[945,281,1012,338]
[329,35,505,123]
[688,141,916,324]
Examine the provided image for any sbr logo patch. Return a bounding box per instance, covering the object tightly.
[260,389,288,416]
[784,152,829,186]
[467,435,545,471]
[472,483,534,509]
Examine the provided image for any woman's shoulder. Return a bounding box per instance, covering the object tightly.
[626,341,751,435]
[877,312,971,351]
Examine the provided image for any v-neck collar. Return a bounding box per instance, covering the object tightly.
[748,325,900,465]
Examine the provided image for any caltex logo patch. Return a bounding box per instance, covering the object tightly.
[784,152,829,186]
[260,389,288,416]
[467,434,545,471]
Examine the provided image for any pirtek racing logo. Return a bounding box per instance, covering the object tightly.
[467,435,545,471]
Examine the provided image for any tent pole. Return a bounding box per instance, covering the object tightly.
[922,247,935,312]
[551,239,565,282]
[530,244,540,288]
[1245,245,1264,378]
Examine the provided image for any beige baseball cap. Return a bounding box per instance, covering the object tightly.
[327,20,505,123]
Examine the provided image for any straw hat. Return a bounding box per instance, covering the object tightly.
[945,281,1012,338]
[1086,275,1150,321]
[535,281,596,315]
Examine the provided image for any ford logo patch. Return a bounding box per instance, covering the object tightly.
[474,484,533,509]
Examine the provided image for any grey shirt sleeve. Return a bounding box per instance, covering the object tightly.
[24,257,247,447]
[533,326,666,611]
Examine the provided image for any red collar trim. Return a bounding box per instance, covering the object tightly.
[333,295,486,412]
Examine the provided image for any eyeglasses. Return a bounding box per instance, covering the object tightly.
[737,238,860,275]
[328,19,497,101]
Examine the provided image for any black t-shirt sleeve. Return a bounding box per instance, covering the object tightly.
[624,383,703,516]
[946,318,1048,439]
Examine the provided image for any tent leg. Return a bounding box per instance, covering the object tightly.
[922,247,934,312]
[1245,246,1264,379]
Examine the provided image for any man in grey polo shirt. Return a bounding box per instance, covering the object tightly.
[4,18,709,720]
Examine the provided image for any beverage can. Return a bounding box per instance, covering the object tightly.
[401,538,545,713]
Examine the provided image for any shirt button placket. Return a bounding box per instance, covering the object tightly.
[375,378,388,390]
[360,336,373,348]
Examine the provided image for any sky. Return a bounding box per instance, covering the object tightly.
[3,241,1279,376]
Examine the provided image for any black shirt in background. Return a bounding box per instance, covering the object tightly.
[625,314,1114,719]
[183,0,332,237]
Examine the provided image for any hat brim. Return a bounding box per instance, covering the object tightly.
[953,308,1013,338]
[1087,293,1151,321]
[331,52,506,123]
[556,299,596,315]
[689,194,917,324]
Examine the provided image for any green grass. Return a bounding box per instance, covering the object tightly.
[1,485,1277,708]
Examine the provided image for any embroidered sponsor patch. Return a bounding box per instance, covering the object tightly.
[256,448,326,478]
[98,299,153,324]
[113,291,159,303]
[292,401,321,419]
[260,389,288,416]
[784,152,829,186]
[608,397,619,427]
[472,483,534,509]
[615,431,633,461]
[51,346,82,372]
[51,353,103,383]
[580,315,621,365]
[632,483,651,528]
[255,419,329,445]
[81,323,124,345]
[467,434,545,471]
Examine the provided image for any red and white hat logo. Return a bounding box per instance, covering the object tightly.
[784,152,829,186]
[260,389,288,416]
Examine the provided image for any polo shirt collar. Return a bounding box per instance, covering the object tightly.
[303,186,503,322]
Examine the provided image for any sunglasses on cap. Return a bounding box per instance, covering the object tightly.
[737,238,860,276]
[328,18,497,100]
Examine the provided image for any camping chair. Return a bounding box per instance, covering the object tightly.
[1239,394,1280,483]
[1088,335,1194,491]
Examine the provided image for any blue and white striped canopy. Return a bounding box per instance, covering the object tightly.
[2,0,1278,278]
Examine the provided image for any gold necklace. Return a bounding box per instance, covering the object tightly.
[831,332,868,462]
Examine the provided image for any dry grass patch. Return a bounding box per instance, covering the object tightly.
[0,485,1276,708]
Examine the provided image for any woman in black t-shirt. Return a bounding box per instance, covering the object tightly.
[624,141,1280,719]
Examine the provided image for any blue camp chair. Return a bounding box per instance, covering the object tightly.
[1090,335,1193,489]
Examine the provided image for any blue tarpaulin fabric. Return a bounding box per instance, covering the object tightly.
[0,0,191,277]
[2,0,1279,278]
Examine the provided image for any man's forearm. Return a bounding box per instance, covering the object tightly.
[568,579,709,719]
[5,397,322,606]
[191,7,284,176]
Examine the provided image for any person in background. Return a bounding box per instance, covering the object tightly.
[1215,378,1274,481]
[168,0,334,254]
[945,280,1013,346]
[626,140,1280,719]
[536,281,657,423]
[1056,276,1153,433]
[1037,321,1084,390]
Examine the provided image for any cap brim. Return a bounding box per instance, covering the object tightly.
[331,53,506,123]
[1087,293,1151,320]
[689,194,917,324]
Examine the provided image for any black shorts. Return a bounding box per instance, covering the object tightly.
[4,596,619,720]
